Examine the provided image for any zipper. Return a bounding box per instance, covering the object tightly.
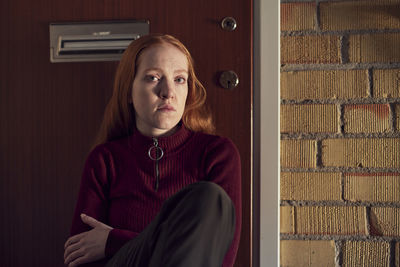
[149,137,163,192]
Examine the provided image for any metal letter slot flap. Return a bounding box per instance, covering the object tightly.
[50,21,149,62]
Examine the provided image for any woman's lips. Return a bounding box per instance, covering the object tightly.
[157,104,175,112]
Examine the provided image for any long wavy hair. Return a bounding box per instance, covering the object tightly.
[92,34,214,148]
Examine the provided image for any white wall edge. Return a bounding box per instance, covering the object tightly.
[253,0,279,266]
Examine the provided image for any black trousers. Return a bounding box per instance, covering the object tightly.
[105,181,236,267]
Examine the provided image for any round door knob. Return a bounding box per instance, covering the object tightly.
[219,71,239,89]
[221,17,237,31]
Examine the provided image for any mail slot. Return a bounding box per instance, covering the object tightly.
[50,21,149,62]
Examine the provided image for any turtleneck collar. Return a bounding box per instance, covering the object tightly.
[128,123,193,155]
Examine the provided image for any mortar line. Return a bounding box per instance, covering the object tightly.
[280,167,400,173]
[280,200,400,208]
[315,0,382,2]
[335,240,343,267]
[280,0,369,2]
[280,234,400,242]
[394,104,398,134]
[367,68,374,98]
[316,139,322,168]
[365,206,371,236]
[389,103,396,133]
[315,0,321,32]
[293,205,297,235]
[340,35,349,64]
[338,104,344,135]
[281,29,400,36]
[281,99,400,105]
[280,0,322,3]
[340,172,345,202]
[390,240,396,267]
[281,63,400,71]
[281,132,400,139]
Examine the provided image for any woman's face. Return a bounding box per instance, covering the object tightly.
[131,43,189,137]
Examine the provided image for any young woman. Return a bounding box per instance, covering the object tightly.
[63,34,241,267]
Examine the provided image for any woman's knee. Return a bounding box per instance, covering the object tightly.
[188,182,235,223]
[189,181,228,199]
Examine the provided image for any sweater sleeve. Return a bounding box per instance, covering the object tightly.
[203,137,242,267]
[69,146,139,265]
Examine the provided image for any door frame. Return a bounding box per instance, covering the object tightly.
[253,0,279,266]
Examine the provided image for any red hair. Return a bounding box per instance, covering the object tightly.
[93,34,214,147]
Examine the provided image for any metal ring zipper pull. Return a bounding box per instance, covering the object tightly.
[148,146,164,161]
[148,138,163,191]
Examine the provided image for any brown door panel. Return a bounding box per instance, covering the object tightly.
[0,0,252,266]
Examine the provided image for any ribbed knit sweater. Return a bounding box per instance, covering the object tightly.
[70,124,242,266]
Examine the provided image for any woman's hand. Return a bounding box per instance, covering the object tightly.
[64,214,113,267]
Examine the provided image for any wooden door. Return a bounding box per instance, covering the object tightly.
[0,0,252,266]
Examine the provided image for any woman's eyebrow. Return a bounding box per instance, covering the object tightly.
[143,68,188,75]
[174,69,188,75]
[143,68,163,73]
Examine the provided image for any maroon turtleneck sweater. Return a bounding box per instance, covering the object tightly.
[70,125,242,266]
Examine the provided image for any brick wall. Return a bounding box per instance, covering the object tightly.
[280,1,400,266]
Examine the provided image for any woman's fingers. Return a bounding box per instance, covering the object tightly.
[64,237,83,261]
[64,215,112,265]
[80,213,101,228]
[63,225,111,266]
[64,232,85,249]
[64,245,85,266]
[81,213,112,230]
[68,255,89,267]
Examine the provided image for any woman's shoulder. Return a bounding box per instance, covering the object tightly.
[192,131,239,154]
[87,136,131,160]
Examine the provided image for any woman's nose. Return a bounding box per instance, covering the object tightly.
[159,79,175,99]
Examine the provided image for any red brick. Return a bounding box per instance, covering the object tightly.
[343,104,391,133]
[295,206,367,235]
[280,240,335,267]
[373,69,400,98]
[281,2,315,31]
[281,139,316,168]
[281,35,341,64]
[281,206,295,234]
[396,104,400,131]
[281,70,368,100]
[322,138,400,168]
[320,1,400,31]
[343,241,390,267]
[370,207,400,236]
[281,172,341,201]
[281,104,338,133]
[349,34,400,63]
[344,173,400,203]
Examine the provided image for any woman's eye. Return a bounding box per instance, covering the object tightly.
[145,75,159,82]
[175,77,186,84]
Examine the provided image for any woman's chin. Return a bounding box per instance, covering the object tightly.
[144,121,179,137]
[156,124,179,136]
